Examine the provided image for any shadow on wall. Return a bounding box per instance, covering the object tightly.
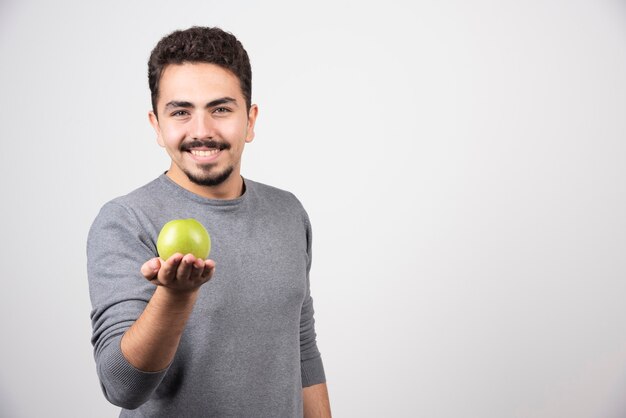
[0,382,16,418]
[602,369,626,418]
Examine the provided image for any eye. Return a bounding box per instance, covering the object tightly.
[171,110,189,117]
[213,107,231,114]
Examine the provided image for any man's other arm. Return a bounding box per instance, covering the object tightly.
[303,383,331,418]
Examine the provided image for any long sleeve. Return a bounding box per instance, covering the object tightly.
[87,202,168,409]
[299,210,326,387]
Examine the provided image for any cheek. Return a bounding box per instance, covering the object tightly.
[161,125,186,147]
[221,120,249,144]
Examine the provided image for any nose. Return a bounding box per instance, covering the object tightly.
[192,113,214,140]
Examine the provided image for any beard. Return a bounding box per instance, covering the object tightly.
[179,139,233,186]
[183,164,234,187]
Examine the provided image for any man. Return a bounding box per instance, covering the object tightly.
[87,27,331,417]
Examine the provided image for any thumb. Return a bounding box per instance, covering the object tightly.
[140,257,161,279]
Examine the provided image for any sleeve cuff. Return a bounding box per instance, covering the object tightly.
[301,355,326,387]
[98,336,169,409]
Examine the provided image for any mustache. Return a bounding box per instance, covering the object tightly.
[181,140,230,151]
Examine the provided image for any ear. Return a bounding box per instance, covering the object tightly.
[148,111,165,147]
[245,104,259,143]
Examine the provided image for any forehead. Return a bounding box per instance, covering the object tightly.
[158,62,243,103]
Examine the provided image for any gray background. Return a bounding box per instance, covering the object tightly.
[1,0,626,417]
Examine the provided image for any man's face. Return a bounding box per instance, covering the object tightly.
[149,62,257,193]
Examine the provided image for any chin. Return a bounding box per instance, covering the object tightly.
[186,166,234,187]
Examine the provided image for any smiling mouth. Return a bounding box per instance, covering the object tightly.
[190,149,220,157]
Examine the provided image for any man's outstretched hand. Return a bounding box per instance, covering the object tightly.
[122,254,216,372]
[141,253,215,293]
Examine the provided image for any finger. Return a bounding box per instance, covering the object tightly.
[158,253,183,285]
[176,254,196,281]
[188,258,205,281]
[201,259,216,280]
[192,258,205,270]
[140,258,161,280]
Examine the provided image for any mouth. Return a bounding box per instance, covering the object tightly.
[190,149,221,157]
[186,147,223,164]
[182,140,229,163]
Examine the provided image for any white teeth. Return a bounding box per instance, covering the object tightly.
[190,149,219,157]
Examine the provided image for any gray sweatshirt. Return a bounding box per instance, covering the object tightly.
[87,174,325,417]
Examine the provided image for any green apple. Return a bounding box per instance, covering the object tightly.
[156,218,211,260]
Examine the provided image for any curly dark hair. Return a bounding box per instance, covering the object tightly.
[148,26,252,116]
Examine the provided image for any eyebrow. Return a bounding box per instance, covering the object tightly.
[163,97,238,111]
